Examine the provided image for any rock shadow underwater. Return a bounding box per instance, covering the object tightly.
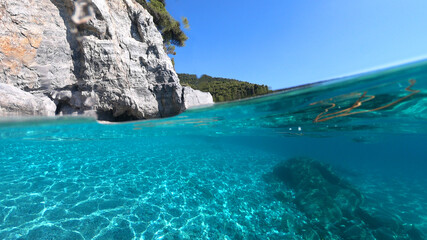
[265,157,425,240]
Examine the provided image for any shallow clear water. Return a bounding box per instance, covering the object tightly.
[0,61,426,239]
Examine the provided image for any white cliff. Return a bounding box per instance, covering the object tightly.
[182,86,214,109]
[0,0,213,121]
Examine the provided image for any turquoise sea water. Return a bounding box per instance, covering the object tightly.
[0,61,426,239]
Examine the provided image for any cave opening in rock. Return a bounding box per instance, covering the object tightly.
[96,109,140,122]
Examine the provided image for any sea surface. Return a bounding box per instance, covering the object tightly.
[0,60,426,240]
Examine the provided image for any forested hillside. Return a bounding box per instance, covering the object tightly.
[179,74,272,102]
[136,1,272,102]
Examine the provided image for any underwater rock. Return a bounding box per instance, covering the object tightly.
[407,225,425,240]
[269,157,425,240]
[372,227,397,240]
[341,224,375,240]
[355,207,402,231]
[273,157,363,225]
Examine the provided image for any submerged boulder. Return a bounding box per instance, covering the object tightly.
[269,157,425,240]
[273,157,363,225]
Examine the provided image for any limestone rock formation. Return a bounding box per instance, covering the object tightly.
[0,0,213,121]
[0,83,56,116]
[182,86,214,109]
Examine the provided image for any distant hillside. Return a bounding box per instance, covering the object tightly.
[178,74,272,102]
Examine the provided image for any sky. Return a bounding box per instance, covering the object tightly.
[166,0,427,90]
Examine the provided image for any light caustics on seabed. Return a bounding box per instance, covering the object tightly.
[310,79,420,123]
[1,61,427,240]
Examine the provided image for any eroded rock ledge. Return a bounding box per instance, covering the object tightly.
[0,0,213,121]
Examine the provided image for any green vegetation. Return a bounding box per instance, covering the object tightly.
[136,1,272,101]
[179,74,272,102]
[136,0,188,57]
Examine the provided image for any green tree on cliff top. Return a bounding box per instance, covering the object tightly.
[136,0,188,57]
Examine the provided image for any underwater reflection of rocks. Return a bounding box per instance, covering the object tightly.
[266,157,425,240]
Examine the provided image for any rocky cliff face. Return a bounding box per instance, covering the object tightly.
[0,0,213,121]
[182,86,214,109]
